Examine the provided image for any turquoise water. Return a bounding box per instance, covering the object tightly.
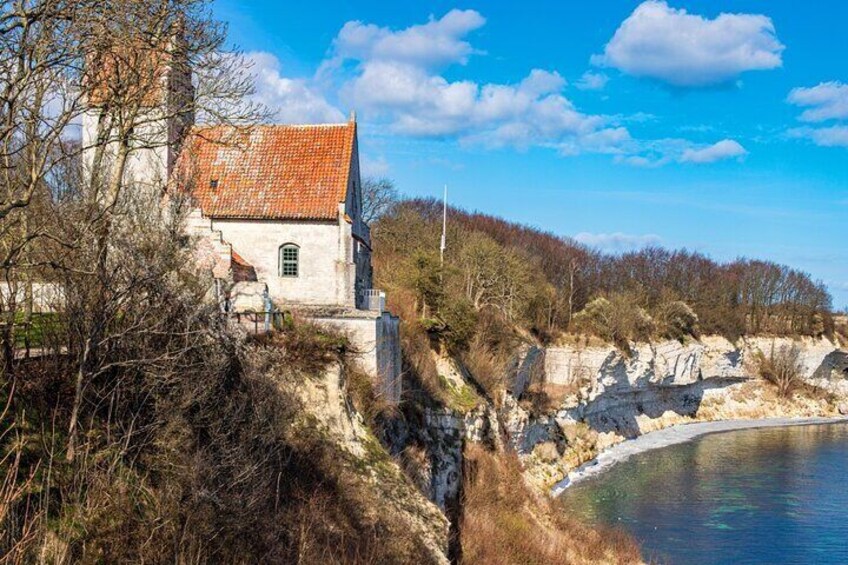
[559,424,848,564]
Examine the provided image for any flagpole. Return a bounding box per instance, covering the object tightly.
[440,184,447,267]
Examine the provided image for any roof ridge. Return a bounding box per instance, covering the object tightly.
[194,122,351,131]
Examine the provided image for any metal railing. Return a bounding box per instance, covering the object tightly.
[362,289,386,312]
[232,310,287,335]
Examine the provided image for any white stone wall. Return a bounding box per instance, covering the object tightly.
[211,218,353,307]
[81,108,173,198]
[312,312,402,405]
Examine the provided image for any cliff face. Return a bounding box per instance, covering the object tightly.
[499,336,848,489]
[343,334,845,560]
[380,354,501,561]
[286,362,452,564]
[543,336,842,394]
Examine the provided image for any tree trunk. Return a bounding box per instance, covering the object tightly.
[67,338,91,462]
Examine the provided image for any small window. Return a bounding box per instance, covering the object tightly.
[279,244,299,277]
[209,178,219,190]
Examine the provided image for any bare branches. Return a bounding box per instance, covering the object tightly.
[361,177,398,225]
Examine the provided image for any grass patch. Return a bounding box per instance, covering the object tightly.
[437,373,479,413]
[13,312,63,349]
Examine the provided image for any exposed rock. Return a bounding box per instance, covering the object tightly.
[285,362,450,563]
[501,335,848,491]
[508,345,545,397]
[544,336,841,399]
[839,403,848,416]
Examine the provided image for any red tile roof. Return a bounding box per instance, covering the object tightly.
[177,121,356,220]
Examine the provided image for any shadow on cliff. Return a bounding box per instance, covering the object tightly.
[813,350,848,381]
[582,377,750,438]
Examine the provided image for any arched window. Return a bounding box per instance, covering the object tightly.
[279,244,299,277]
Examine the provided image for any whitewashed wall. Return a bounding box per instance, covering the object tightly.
[313,312,402,405]
[81,108,173,198]
[212,217,354,307]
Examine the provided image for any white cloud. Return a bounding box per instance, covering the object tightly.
[573,232,662,253]
[556,127,631,156]
[239,10,747,166]
[787,82,848,122]
[788,125,848,148]
[332,9,485,69]
[328,12,627,155]
[680,139,748,163]
[614,154,660,168]
[608,137,748,166]
[360,155,390,176]
[592,1,783,87]
[247,52,345,124]
[575,71,609,91]
[786,82,848,148]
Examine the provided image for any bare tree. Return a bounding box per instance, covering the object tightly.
[0,0,265,459]
[756,343,804,398]
[361,176,398,224]
[0,0,96,375]
[61,1,264,462]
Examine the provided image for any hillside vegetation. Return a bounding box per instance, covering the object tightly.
[367,194,841,564]
[1,0,839,560]
[374,197,834,355]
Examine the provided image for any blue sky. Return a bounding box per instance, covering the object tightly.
[212,0,848,309]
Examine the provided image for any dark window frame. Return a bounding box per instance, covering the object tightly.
[279,243,299,277]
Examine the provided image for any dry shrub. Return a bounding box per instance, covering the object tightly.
[560,422,601,470]
[459,309,527,402]
[460,445,641,565]
[250,317,348,375]
[347,363,394,428]
[556,333,609,348]
[459,342,510,403]
[399,444,431,494]
[520,382,578,415]
[3,320,438,564]
[400,317,443,400]
[756,344,804,398]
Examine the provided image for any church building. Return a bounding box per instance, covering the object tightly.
[81,42,402,403]
[180,120,372,310]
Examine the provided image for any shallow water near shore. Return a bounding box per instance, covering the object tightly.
[559,423,848,564]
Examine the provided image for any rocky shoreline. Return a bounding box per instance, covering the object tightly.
[550,416,848,495]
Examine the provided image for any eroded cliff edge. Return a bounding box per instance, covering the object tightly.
[497,336,848,491]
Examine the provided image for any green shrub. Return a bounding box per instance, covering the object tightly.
[437,296,478,352]
[657,300,699,341]
[572,294,653,350]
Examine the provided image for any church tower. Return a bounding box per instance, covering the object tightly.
[81,27,194,196]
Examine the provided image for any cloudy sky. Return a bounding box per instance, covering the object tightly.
[213,0,848,308]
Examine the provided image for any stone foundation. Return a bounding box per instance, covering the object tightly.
[310,309,402,405]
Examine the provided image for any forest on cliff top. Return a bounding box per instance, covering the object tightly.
[371,193,838,353]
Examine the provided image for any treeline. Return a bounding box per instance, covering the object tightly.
[372,197,833,348]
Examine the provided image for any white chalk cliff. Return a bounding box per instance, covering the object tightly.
[499,336,848,489]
